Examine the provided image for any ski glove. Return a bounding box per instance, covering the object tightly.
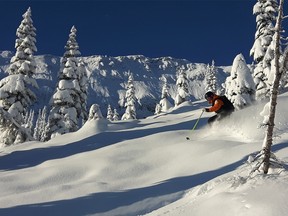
[202,108,209,112]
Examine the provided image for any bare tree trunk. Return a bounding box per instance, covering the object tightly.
[262,0,284,174]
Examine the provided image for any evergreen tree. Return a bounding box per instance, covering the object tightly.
[250,0,278,100]
[88,104,103,120]
[113,109,120,121]
[0,7,38,125]
[47,26,87,139]
[174,68,189,106]
[33,106,47,141]
[62,26,88,124]
[155,77,172,114]
[0,7,38,145]
[23,109,34,135]
[121,73,137,120]
[205,60,218,94]
[279,65,288,91]
[0,107,33,145]
[78,59,88,124]
[41,120,51,142]
[107,104,113,121]
[264,34,278,92]
[225,54,255,110]
[39,106,48,142]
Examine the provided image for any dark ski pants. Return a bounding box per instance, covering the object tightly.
[208,111,232,125]
[208,115,220,124]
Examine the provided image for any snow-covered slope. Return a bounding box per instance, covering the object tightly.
[0,93,288,216]
[0,51,230,118]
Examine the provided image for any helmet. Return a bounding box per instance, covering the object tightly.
[205,91,214,100]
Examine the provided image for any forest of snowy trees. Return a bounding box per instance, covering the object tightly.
[0,0,287,175]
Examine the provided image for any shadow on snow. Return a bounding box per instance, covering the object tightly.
[0,116,209,171]
[0,155,255,216]
[0,122,287,215]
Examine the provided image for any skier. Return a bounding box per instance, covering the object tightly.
[202,91,235,124]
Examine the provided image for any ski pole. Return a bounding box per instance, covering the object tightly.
[186,109,204,140]
[191,109,204,131]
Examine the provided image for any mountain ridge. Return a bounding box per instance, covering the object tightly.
[0,51,231,118]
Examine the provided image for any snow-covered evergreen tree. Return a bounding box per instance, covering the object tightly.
[47,26,87,139]
[33,106,47,141]
[88,104,103,120]
[0,7,38,125]
[41,119,51,142]
[205,60,218,94]
[64,27,88,124]
[155,77,172,114]
[250,0,278,100]
[78,59,88,124]
[0,7,38,145]
[174,68,189,106]
[33,108,42,141]
[225,54,256,110]
[107,104,113,121]
[113,108,120,121]
[62,26,88,125]
[279,45,288,91]
[121,73,137,120]
[9,7,37,77]
[0,107,33,145]
[264,33,279,92]
[279,64,288,91]
[23,109,34,135]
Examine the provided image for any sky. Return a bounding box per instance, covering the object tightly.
[0,91,288,215]
[0,0,257,66]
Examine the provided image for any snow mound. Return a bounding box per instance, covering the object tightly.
[147,167,288,216]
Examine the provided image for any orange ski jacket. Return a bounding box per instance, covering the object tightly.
[207,95,224,113]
